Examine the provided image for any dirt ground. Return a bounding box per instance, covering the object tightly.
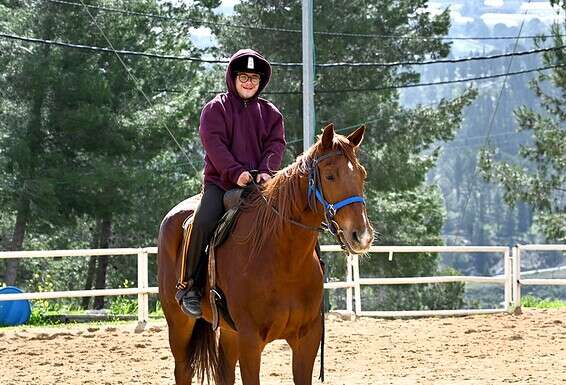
[1,309,565,385]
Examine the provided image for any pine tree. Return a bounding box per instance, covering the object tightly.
[480,23,566,243]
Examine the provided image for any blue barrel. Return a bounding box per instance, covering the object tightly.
[0,286,32,326]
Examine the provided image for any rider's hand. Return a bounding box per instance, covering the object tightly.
[237,171,253,187]
[256,173,272,184]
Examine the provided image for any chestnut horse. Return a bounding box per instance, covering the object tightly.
[158,123,373,385]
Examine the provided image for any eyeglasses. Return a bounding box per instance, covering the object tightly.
[237,73,261,85]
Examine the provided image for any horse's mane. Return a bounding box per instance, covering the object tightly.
[235,133,365,263]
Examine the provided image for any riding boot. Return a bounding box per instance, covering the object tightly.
[180,287,202,318]
[179,249,204,318]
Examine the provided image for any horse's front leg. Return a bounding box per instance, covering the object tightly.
[237,330,265,385]
[287,317,323,385]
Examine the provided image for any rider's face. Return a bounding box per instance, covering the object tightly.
[235,72,260,100]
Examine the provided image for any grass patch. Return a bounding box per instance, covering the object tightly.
[521,295,566,309]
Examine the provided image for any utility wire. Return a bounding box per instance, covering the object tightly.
[188,63,562,95]
[460,0,532,223]
[317,46,566,68]
[316,64,565,93]
[76,0,200,174]
[2,32,563,68]
[0,32,226,63]
[45,0,564,41]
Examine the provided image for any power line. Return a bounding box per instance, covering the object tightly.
[317,46,566,68]
[76,0,200,174]
[0,32,226,63]
[2,32,563,69]
[316,64,565,93]
[45,0,564,42]
[160,63,562,95]
[460,0,532,223]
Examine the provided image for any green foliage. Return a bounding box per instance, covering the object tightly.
[28,302,52,326]
[152,300,164,317]
[0,0,215,295]
[27,274,60,326]
[370,185,446,247]
[1,0,483,311]
[422,267,465,310]
[109,279,138,315]
[479,24,566,243]
[110,296,138,316]
[522,295,566,309]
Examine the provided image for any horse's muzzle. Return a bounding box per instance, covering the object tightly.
[348,227,373,253]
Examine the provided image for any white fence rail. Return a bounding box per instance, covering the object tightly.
[0,244,564,325]
[322,245,512,318]
[512,244,566,310]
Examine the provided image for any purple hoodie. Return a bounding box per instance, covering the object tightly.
[199,49,286,191]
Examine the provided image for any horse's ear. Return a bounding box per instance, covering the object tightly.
[321,123,335,150]
[347,125,366,148]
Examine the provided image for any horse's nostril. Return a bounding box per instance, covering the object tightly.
[352,231,360,244]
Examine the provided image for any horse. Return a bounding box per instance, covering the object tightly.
[157,123,373,385]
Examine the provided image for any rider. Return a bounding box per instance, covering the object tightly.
[178,49,286,318]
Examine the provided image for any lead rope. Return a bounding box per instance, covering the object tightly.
[320,297,325,382]
[317,241,325,382]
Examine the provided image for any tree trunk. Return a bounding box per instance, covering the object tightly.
[81,256,97,309]
[82,221,104,309]
[93,216,112,310]
[5,194,31,286]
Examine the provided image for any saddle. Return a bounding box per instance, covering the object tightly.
[177,187,253,330]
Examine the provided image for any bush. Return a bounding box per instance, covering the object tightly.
[522,295,566,309]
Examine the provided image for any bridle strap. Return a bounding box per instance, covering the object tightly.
[251,150,366,249]
[305,150,367,253]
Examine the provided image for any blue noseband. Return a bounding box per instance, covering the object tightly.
[306,150,366,242]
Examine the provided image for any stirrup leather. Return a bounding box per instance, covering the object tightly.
[176,214,195,290]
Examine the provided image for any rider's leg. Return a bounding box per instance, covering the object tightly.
[179,183,225,318]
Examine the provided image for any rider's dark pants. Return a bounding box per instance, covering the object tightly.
[184,183,225,289]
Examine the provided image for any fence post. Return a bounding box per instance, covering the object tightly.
[504,248,512,312]
[137,249,149,329]
[346,254,353,315]
[512,245,522,314]
[352,254,362,316]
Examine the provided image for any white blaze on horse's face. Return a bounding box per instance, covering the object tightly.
[321,155,373,254]
[318,124,373,254]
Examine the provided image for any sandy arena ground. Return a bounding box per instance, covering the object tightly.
[1,309,565,385]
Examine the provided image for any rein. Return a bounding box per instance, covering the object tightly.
[251,180,324,233]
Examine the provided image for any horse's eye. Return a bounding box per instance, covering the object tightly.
[326,175,335,181]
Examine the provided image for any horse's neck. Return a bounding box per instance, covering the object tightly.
[269,171,324,256]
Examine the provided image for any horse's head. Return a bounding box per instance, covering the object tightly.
[309,123,374,254]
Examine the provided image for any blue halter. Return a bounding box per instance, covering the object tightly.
[307,150,366,241]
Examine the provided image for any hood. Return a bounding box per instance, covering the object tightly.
[225,49,272,100]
